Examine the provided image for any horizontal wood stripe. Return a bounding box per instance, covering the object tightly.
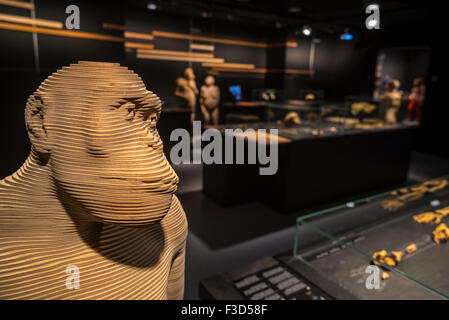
[124,31,154,40]
[102,22,126,31]
[153,30,267,48]
[202,62,254,69]
[138,48,213,58]
[0,13,62,29]
[210,67,314,75]
[137,52,224,63]
[0,0,33,10]
[125,42,154,49]
[0,22,124,41]
[190,43,214,51]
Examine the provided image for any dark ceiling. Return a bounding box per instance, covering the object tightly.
[129,0,446,31]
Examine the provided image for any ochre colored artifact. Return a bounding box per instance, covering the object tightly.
[391,251,403,263]
[372,250,388,266]
[433,223,449,244]
[382,179,449,211]
[406,244,417,254]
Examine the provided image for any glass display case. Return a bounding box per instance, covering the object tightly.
[292,175,449,299]
[266,99,392,131]
[204,100,419,211]
[219,98,417,134]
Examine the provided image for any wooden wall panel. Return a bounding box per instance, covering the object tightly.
[103,22,126,31]
[0,22,124,41]
[138,48,213,58]
[0,0,33,10]
[153,30,268,48]
[202,62,255,69]
[190,43,214,51]
[137,52,224,63]
[0,13,62,29]
[124,31,154,40]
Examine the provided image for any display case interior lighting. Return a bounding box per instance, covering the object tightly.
[302,25,312,36]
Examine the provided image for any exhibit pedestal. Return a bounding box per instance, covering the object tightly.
[199,256,347,300]
[203,124,418,213]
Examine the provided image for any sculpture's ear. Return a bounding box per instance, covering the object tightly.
[25,93,50,155]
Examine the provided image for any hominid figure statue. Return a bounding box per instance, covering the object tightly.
[0,61,188,299]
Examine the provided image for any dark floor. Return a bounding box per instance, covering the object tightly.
[174,151,449,300]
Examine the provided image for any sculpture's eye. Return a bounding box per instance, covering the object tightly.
[121,101,136,121]
[149,113,157,128]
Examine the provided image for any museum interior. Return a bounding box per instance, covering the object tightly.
[1,0,449,300]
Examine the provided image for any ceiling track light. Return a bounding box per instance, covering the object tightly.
[302,25,312,36]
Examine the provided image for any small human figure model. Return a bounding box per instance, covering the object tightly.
[407,77,425,122]
[174,67,199,122]
[200,75,220,125]
[380,79,402,125]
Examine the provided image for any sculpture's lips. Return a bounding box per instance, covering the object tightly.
[99,176,178,187]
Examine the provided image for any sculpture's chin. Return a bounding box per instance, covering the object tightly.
[54,179,175,227]
[81,193,173,226]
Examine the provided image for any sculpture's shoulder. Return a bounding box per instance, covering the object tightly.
[164,195,187,228]
[160,195,188,246]
[0,178,19,219]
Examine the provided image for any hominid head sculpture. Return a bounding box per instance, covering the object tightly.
[0,61,188,299]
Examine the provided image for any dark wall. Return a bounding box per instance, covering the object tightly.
[358,22,448,156]
[380,47,430,93]
[0,71,48,179]
[0,0,124,179]
[1,2,447,180]
[35,0,124,69]
[0,6,36,70]
[0,4,271,178]
[125,9,268,110]
[0,0,124,71]
[419,39,449,156]
[283,35,376,101]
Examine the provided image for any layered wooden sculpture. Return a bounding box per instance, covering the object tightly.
[0,61,188,299]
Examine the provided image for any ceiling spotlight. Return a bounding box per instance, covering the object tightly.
[147,1,159,10]
[302,25,312,36]
[340,28,353,40]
